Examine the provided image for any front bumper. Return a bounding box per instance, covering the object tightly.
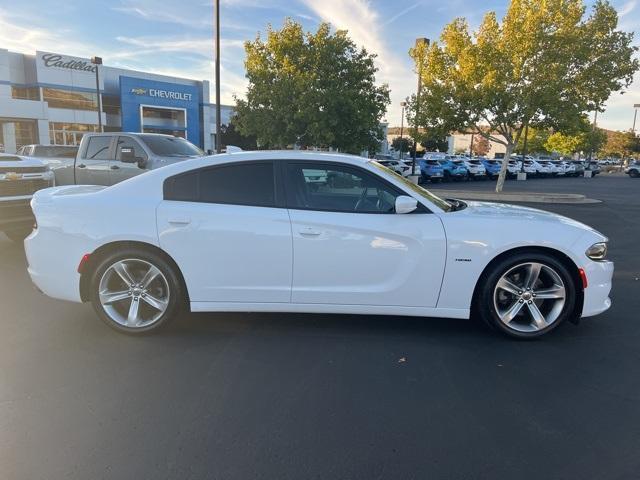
[581,260,614,318]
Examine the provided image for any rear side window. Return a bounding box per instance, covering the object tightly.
[84,136,113,160]
[164,162,276,207]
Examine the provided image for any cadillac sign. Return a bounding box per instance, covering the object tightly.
[40,53,97,73]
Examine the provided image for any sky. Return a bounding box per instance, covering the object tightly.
[0,0,639,130]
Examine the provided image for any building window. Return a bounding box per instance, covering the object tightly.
[43,87,98,111]
[102,95,121,115]
[11,86,40,101]
[49,122,99,146]
[14,121,38,150]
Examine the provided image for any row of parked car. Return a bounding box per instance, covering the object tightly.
[375,153,603,184]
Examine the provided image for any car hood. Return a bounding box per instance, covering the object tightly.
[0,156,46,168]
[454,200,605,237]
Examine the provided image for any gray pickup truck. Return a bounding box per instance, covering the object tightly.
[0,154,55,241]
[41,133,204,186]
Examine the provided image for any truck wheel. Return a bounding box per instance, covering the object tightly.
[4,227,32,243]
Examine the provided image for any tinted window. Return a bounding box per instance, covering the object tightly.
[200,163,275,206]
[286,163,400,213]
[84,136,112,160]
[139,135,203,157]
[165,162,275,206]
[116,137,147,161]
[165,171,199,202]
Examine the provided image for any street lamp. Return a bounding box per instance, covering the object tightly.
[399,100,407,160]
[633,104,640,133]
[214,0,222,153]
[90,57,103,133]
[410,37,430,178]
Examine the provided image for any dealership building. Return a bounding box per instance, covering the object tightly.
[0,49,233,153]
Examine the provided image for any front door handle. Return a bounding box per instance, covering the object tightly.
[299,227,321,236]
[110,165,120,170]
[168,217,191,225]
[77,163,86,169]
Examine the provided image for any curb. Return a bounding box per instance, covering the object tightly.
[434,190,601,204]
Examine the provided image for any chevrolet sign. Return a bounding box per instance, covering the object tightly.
[129,87,192,101]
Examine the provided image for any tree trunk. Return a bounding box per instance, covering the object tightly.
[495,143,514,193]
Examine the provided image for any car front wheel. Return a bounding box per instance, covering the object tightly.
[476,252,577,339]
[89,248,184,334]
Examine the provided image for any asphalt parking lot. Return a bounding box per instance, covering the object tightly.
[1,174,639,480]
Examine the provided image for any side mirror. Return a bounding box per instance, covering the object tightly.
[395,195,418,214]
[120,147,137,163]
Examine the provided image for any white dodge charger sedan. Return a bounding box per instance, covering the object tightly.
[25,151,613,338]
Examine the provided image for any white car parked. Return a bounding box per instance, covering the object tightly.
[462,159,487,178]
[25,151,613,339]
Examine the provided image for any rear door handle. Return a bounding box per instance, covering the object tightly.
[299,227,321,236]
[168,217,191,225]
[77,163,86,169]
[110,165,120,170]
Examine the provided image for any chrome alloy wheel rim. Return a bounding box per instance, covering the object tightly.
[493,262,566,333]
[98,259,170,328]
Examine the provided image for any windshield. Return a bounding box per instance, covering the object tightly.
[139,135,204,157]
[370,161,452,212]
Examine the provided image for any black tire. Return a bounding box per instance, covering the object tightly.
[4,227,32,243]
[88,248,184,334]
[475,251,577,339]
[630,169,640,178]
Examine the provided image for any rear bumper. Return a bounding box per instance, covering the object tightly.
[581,260,614,318]
[0,197,34,230]
[25,227,83,303]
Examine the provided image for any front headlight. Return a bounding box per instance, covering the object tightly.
[586,242,608,261]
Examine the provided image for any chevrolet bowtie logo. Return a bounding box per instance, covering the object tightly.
[130,88,147,95]
[4,172,22,180]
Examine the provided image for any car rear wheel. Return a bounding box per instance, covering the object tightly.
[630,169,640,178]
[89,248,183,334]
[476,252,577,339]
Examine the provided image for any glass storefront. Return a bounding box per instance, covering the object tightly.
[49,122,99,145]
[11,86,40,101]
[15,121,38,149]
[42,88,98,111]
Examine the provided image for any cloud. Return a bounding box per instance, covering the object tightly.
[383,2,423,26]
[297,0,417,124]
[618,0,637,17]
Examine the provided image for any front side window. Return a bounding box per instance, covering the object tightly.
[116,137,147,161]
[286,163,400,213]
[85,136,113,160]
[164,162,276,208]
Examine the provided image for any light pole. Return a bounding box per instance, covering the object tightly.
[633,104,640,133]
[410,37,430,178]
[588,109,598,162]
[91,57,103,133]
[214,0,222,153]
[399,100,407,160]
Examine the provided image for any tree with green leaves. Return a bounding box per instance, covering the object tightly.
[408,0,638,191]
[544,117,607,157]
[600,130,639,158]
[391,136,414,156]
[220,122,257,151]
[514,128,550,155]
[233,19,390,153]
